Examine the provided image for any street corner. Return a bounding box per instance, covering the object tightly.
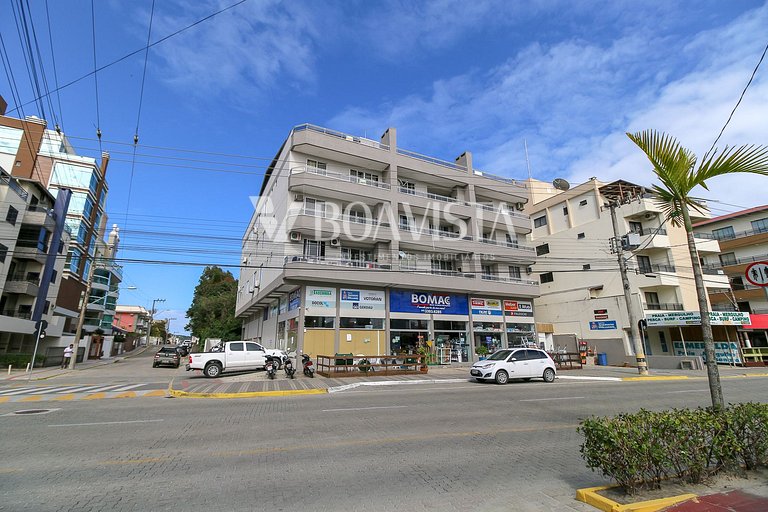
[575,484,696,512]
[166,377,328,399]
[621,375,691,382]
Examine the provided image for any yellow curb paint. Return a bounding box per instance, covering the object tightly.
[622,376,690,381]
[18,395,42,402]
[53,394,76,401]
[576,485,697,512]
[143,390,166,397]
[168,388,328,399]
[83,392,107,400]
[0,397,9,403]
[112,391,137,399]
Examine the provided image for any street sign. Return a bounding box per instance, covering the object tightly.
[745,261,768,287]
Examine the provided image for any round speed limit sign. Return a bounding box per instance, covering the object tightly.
[745,261,768,287]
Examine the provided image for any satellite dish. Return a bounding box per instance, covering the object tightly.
[553,178,570,191]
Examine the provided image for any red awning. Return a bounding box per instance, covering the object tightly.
[743,314,768,330]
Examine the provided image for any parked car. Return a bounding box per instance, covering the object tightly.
[187,341,287,378]
[470,348,556,384]
[153,347,181,368]
[174,345,189,357]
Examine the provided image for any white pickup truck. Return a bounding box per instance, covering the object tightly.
[186,341,287,378]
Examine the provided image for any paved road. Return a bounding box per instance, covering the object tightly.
[1,367,766,511]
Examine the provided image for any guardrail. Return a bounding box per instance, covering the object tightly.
[396,148,466,171]
[477,237,536,252]
[480,274,538,286]
[315,354,428,377]
[292,124,389,151]
[291,166,391,190]
[643,302,685,311]
[398,187,457,203]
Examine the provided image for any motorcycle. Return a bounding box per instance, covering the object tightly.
[284,357,296,379]
[265,355,277,380]
[302,353,315,378]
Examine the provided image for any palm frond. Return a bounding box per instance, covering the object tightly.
[696,144,768,183]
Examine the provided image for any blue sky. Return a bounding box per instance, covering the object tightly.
[2,0,767,333]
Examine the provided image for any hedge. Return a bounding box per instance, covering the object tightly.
[578,403,768,494]
[0,353,45,368]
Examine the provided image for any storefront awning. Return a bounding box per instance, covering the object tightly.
[743,314,768,330]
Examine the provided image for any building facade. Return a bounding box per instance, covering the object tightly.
[525,178,742,365]
[236,124,539,361]
[694,205,768,348]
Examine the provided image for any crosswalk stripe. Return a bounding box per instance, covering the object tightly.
[57,385,101,394]
[0,387,40,396]
[111,384,145,392]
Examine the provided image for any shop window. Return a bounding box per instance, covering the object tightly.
[340,317,384,329]
[304,316,335,328]
[434,321,466,330]
[390,319,428,330]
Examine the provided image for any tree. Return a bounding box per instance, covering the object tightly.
[185,266,241,342]
[150,320,167,340]
[627,130,768,409]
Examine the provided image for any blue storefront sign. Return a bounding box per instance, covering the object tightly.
[288,289,301,311]
[390,290,468,315]
[589,320,617,330]
[341,290,360,301]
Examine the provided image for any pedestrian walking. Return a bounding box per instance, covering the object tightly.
[62,344,74,368]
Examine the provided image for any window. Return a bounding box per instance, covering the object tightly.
[246,343,261,351]
[399,215,410,230]
[229,342,244,351]
[719,252,737,266]
[533,215,547,228]
[304,197,326,216]
[712,226,735,240]
[263,308,269,321]
[582,264,591,270]
[644,292,660,308]
[751,218,768,234]
[658,331,668,353]
[508,266,521,279]
[390,319,429,330]
[629,221,643,234]
[637,255,652,274]
[431,259,456,274]
[481,264,494,278]
[304,316,335,328]
[303,239,326,258]
[339,317,384,329]
[505,233,518,248]
[579,199,588,206]
[398,179,415,193]
[434,320,466,330]
[540,272,554,283]
[577,232,585,239]
[348,209,367,223]
[50,270,57,284]
[350,169,379,183]
[536,243,550,256]
[306,159,327,171]
[6,206,18,225]
[562,206,568,216]
[0,243,7,263]
[341,248,372,264]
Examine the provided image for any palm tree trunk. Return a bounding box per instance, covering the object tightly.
[681,204,724,409]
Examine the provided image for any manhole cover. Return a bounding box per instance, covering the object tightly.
[4,408,59,416]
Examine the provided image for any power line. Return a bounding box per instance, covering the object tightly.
[44,0,64,132]
[90,0,102,148]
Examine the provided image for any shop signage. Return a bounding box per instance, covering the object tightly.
[594,314,609,320]
[288,289,301,311]
[674,341,742,364]
[503,300,534,317]
[589,320,617,330]
[471,298,503,316]
[645,311,751,327]
[305,286,336,315]
[340,289,385,317]
[390,289,468,315]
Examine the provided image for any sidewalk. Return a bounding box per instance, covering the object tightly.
[0,346,150,382]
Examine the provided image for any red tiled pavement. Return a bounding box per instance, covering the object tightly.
[664,491,768,512]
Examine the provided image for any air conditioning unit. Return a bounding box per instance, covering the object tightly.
[330,238,340,247]
[289,232,302,242]
[526,266,533,275]
[294,193,304,202]
[643,213,656,220]
[515,202,525,211]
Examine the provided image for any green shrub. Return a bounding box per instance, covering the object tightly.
[0,353,45,368]
[579,403,768,494]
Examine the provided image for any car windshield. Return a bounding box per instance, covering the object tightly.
[158,348,176,354]
[487,350,513,361]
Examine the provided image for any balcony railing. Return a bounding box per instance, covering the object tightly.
[637,263,676,274]
[399,224,462,239]
[8,272,41,284]
[703,226,768,241]
[1,310,32,319]
[25,204,56,220]
[693,232,716,240]
[292,124,390,151]
[284,255,391,270]
[632,227,667,236]
[396,147,466,172]
[472,168,522,186]
[644,302,685,311]
[288,207,382,227]
[291,166,391,190]
[480,274,538,286]
[1,169,29,200]
[477,237,536,253]
[398,187,457,203]
[711,303,740,312]
[473,203,529,220]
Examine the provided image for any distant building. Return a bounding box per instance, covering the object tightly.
[525,178,742,366]
[113,305,150,350]
[694,205,768,348]
[236,124,539,361]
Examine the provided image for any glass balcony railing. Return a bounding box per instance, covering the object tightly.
[643,302,685,311]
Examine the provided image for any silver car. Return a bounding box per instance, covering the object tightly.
[470,348,556,384]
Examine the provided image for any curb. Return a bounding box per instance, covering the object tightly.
[166,378,328,399]
[622,376,691,382]
[576,485,696,512]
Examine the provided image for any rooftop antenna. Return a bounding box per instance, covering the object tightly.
[524,139,532,180]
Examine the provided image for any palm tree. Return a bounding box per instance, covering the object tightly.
[627,130,768,409]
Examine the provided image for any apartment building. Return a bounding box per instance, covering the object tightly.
[113,305,150,350]
[0,168,70,353]
[526,178,744,365]
[236,124,539,362]
[694,205,768,347]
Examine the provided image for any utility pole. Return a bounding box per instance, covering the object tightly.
[165,318,177,344]
[608,201,649,376]
[70,255,98,369]
[147,298,165,346]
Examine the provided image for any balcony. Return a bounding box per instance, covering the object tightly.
[699,225,768,251]
[397,187,473,218]
[91,274,109,291]
[471,170,527,204]
[12,243,48,264]
[1,309,32,320]
[1,169,29,200]
[4,273,40,296]
[290,125,390,170]
[96,261,123,281]
[480,273,538,287]
[287,208,392,242]
[397,224,470,251]
[632,227,670,250]
[289,166,391,205]
[22,204,57,231]
[710,253,768,276]
[643,302,685,311]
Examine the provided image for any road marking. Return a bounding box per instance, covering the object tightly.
[112,391,137,399]
[111,384,145,392]
[48,419,164,427]
[0,397,9,403]
[53,394,76,401]
[557,376,622,381]
[18,395,42,402]
[322,405,409,412]
[0,387,40,396]
[663,389,708,394]
[83,392,107,400]
[143,390,166,397]
[519,396,585,402]
[328,378,467,393]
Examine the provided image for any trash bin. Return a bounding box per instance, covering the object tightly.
[596,353,608,366]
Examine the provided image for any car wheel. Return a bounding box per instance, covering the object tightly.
[204,363,222,378]
[543,368,555,383]
[494,370,509,385]
[175,362,180,368]
[475,378,485,383]
[152,363,158,368]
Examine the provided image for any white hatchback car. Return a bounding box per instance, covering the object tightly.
[470,348,557,384]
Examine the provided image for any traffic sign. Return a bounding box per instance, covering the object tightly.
[745,261,768,287]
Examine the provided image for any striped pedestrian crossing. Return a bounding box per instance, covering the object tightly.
[0,383,165,402]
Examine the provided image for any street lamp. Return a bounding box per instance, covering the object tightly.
[147,298,165,346]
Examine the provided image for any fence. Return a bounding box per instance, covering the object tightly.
[548,352,583,370]
[315,354,428,377]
